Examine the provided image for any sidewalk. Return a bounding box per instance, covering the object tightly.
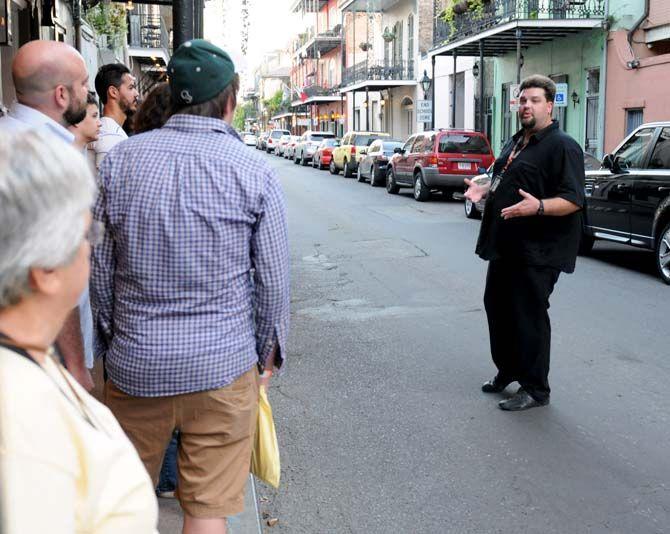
[157,475,262,534]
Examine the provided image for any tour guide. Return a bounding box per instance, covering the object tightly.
[464,74,585,412]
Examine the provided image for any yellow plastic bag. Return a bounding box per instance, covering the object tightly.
[250,386,280,488]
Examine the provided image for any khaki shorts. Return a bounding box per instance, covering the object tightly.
[104,367,259,518]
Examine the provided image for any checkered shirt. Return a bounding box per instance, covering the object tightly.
[91,115,290,397]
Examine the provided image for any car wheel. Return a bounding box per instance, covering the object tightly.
[578,232,595,256]
[386,169,399,194]
[655,220,670,284]
[464,198,481,219]
[312,156,318,168]
[329,160,339,174]
[343,159,353,178]
[294,152,300,165]
[370,164,380,187]
[413,172,431,202]
[356,164,366,183]
[301,154,308,166]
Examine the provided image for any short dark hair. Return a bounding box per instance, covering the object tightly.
[95,63,131,105]
[519,75,557,103]
[133,82,172,134]
[170,74,240,119]
[86,91,98,106]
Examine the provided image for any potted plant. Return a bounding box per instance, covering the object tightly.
[382,27,395,42]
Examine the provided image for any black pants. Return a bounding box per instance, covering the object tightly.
[483,260,561,403]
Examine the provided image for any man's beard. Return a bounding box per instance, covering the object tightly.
[64,93,87,126]
[520,115,536,130]
[120,97,137,117]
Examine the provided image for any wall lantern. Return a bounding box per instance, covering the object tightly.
[472,62,479,78]
[420,69,432,99]
[571,90,580,107]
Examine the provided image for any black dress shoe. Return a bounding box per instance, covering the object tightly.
[498,388,549,411]
[481,376,511,393]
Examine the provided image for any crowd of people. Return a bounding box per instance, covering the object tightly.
[0,38,290,534]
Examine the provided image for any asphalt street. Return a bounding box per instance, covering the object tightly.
[256,149,669,534]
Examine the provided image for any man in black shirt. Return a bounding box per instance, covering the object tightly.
[464,75,585,411]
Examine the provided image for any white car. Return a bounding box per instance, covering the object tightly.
[242,132,257,147]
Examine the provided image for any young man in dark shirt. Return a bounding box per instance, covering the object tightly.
[464,75,585,411]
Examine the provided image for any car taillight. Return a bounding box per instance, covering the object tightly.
[427,155,438,166]
[268,139,273,144]
[351,146,356,155]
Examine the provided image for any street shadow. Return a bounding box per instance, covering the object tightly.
[586,242,658,279]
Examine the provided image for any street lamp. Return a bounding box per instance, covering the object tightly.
[420,69,432,99]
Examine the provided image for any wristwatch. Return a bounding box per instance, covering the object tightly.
[537,199,545,216]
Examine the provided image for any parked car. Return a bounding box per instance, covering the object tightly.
[284,135,301,159]
[266,129,290,153]
[460,151,608,220]
[330,131,391,177]
[356,139,404,186]
[257,132,269,150]
[312,138,341,169]
[386,129,495,201]
[276,134,291,156]
[581,122,670,284]
[293,131,336,165]
[242,132,257,147]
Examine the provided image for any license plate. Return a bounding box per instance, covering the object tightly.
[457,162,471,170]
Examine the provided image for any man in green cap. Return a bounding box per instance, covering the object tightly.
[91,40,290,534]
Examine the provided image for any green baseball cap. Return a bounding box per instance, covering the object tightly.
[168,39,236,106]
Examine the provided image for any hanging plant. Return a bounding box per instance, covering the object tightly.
[382,27,395,42]
[467,0,486,19]
[359,42,372,51]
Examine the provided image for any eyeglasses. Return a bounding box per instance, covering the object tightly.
[86,221,105,247]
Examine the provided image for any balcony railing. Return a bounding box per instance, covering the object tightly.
[303,84,341,97]
[129,14,170,51]
[434,0,605,48]
[342,59,414,87]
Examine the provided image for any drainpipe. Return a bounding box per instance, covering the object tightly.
[598,0,610,158]
[627,0,650,67]
[72,0,82,52]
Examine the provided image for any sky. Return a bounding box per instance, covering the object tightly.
[205,0,298,83]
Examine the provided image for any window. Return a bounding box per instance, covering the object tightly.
[615,127,655,169]
[369,140,382,153]
[585,68,600,154]
[648,128,670,170]
[353,135,380,146]
[407,14,414,64]
[501,83,512,146]
[402,136,415,153]
[439,134,489,154]
[423,135,435,152]
[411,136,425,153]
[626,109,644,136]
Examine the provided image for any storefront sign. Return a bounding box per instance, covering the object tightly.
[417,111,432,123]
[417,100,432,113]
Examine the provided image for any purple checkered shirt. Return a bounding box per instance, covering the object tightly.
[90,115,290,397]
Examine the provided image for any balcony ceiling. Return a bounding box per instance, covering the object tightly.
[429,18,603,58]
[340,79,415,93]
[338,0,402,12]
[291,0,328,12]
[299,35,342,58]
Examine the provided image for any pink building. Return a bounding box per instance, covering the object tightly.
[605,0,670,152]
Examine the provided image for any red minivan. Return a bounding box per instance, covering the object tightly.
[387,129,495,201]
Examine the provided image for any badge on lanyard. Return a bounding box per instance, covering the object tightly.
[490,175,502,193]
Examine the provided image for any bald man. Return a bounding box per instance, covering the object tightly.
[0,40,94,391]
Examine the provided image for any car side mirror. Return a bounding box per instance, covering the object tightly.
[394,147,404,154]
[359,148,367,155]
[602,154,614,170]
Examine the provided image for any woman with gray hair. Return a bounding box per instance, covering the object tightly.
[0,130,158,533]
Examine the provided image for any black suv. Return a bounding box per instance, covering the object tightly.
[582,123,670,284]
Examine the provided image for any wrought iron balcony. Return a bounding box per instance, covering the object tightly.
[129,14,170,52]
[433,0,605,50]
[342,59,414,88]
[303,84,341,97]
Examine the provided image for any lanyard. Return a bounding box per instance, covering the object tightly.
[502,136,528,173]
[0,333,104,432]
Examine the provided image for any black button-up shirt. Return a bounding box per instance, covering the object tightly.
[476,120,585,273]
